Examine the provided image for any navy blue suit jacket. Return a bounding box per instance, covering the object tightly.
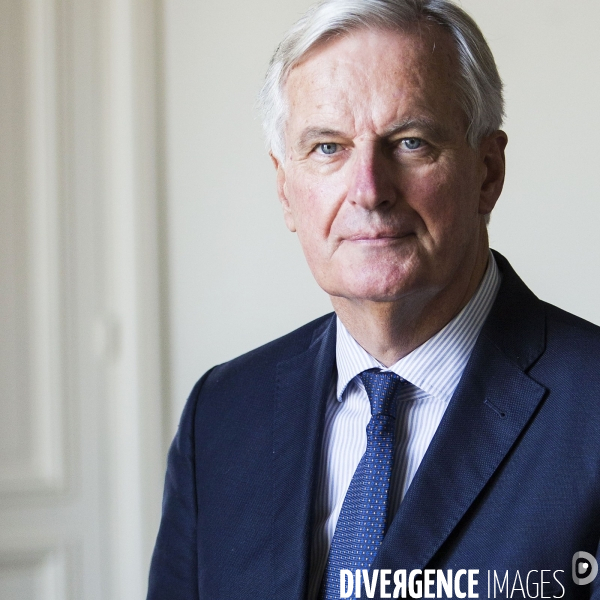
[148,252,600,599]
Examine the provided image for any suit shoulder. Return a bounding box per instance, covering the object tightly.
[539,301,600,377]
[543,301,600,345]
[197,312,334,392]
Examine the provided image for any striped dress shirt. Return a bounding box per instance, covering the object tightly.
[307,252,501,599]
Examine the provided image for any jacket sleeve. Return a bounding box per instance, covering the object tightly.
[147,370,213,600]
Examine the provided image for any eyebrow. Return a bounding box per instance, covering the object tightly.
[295,118,449,151]
[296,128,346,151]
[381,117,448,141]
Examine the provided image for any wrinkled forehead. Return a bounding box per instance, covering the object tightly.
[282,23,465,136]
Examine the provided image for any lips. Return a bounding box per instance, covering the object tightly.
[345,232,413,242]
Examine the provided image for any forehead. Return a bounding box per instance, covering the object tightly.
[283,25,464,138]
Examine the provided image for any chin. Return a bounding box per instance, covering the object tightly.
[328,267,420,303]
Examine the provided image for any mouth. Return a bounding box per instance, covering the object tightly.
[344,232,413,244]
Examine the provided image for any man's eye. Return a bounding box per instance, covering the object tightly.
[400,137,423,150]
[318,143,339,155]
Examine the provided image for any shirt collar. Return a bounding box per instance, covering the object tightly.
[335,251,501,403]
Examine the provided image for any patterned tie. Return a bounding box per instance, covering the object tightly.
[320,369,404,600]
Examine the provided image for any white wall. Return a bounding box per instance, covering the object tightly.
[465,0,600,329]
[163,0,600,424]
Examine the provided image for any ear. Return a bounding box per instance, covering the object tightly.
[478,130,508,216]
[270,152,297,232]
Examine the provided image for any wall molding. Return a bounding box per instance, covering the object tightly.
[0,0,167,596]
[0,540,71,600]
[99,0,167,596]
[0,0,68,498]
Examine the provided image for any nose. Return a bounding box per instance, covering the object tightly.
[346,144,397,211]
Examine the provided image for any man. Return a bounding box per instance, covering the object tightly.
[148,1,600,599]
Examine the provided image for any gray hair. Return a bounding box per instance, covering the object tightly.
[258,0,504,162]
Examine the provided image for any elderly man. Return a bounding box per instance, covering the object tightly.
[148,1,600,599]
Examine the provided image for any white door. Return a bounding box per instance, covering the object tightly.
[0,0,165,598]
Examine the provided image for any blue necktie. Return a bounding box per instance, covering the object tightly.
[320,369,404,600]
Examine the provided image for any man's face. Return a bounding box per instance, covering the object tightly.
[274,26,505,305]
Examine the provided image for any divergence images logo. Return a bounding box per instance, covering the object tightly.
[573,552,598,586]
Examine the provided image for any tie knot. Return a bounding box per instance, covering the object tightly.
[358,369,404,418]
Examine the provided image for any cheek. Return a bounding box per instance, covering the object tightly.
[286,171,345,240]
[285,173,348,284]
[405,167,479,239]
[284,179,328,271]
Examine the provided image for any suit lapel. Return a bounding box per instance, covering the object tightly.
[373,251,549,572]
[373,336,547,572]
[271,315,336,599]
